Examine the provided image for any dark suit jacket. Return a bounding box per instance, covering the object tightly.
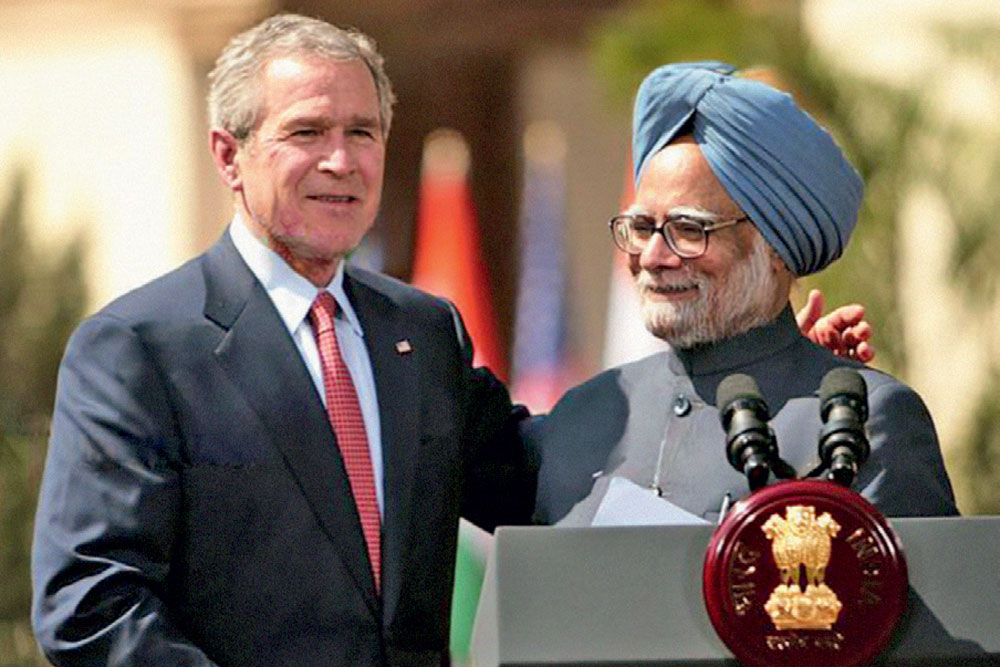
[31,233,533,666]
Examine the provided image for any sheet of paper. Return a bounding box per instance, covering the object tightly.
[591,476,710,526]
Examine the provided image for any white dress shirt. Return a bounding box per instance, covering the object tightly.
[229,215,384,515]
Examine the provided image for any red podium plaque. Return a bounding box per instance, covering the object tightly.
[703,480,907,667]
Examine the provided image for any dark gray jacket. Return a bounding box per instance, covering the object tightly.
[531,306,958,525]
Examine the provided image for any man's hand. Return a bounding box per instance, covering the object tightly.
[795,288,875,362]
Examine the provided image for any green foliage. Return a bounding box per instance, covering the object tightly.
[0,169,88,664]
[932,24,1000,306]
[0,171,87,435]
[961,367,1000,514]
[0,436,35,620]
[0,435,47,666]
[590,0,771,105]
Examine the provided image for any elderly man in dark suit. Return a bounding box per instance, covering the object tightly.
[31,14,532,666]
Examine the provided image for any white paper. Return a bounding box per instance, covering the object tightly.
[591,477,710,526]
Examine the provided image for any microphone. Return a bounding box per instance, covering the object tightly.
[818,367,870,487]
[717,374,778,492]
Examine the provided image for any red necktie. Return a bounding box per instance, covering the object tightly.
[309,291,381,589]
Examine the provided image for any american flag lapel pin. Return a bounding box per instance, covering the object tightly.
[395,339,412,354]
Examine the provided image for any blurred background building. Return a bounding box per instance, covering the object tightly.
[2,0,998,663]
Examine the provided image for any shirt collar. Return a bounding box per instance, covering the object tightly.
[228,213,365,338]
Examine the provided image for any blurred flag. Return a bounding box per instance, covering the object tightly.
[510,121,578,412]
[602,150,668,369]
[410,128,506,380]
[409,129,500,663]
[448,519,492,664]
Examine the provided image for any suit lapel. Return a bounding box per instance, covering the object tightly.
[201,235,380,613]
[343,270,420,619]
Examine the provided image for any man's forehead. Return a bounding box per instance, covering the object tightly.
[259,54,374,89]
[646,139,712,178]
[266,56,310,79]
[634,142,742,215]
[254,55,380,123]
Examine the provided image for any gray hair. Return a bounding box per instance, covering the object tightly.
[207,13,396,142]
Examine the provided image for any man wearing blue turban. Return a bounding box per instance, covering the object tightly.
[530,62,957,524]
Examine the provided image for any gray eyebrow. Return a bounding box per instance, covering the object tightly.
[622,205,722,221]
[665,206,721,221]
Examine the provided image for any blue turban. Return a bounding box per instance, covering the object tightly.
[632,61,863,276]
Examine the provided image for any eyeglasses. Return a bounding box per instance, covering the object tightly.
[608,212,748,258]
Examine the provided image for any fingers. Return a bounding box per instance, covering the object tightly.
[853,341,875,363]
[811,319,842,350]
[798,292,877,362]
[837,322,875,362]
[840,321,872,348]
[820,304,866,331]
[796,288,826,337]
[807,307,876,362]
[820,323,876,362]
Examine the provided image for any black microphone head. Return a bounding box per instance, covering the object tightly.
[818,367,870,485]
[717,373,770,433]
[717,374,776,487]
[819,367,868,421]
[716,374,763,411]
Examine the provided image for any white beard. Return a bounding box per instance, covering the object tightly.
[635,234,781,348]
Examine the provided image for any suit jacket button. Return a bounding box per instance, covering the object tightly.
[673,395,692,417]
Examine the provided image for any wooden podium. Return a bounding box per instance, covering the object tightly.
[470,517,1000,665]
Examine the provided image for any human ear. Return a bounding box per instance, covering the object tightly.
[209,128,243,190]
[766,243,790,276]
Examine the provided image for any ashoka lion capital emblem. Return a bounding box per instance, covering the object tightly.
[762,505,843,630]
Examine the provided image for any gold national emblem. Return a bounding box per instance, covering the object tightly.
[761,505,843,630]
[704,480,909,667]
